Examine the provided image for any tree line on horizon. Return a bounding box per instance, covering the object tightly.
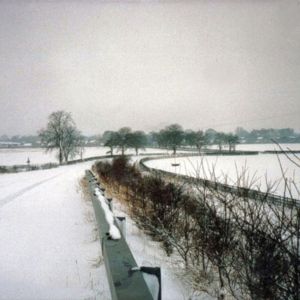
[2,126,299,149]
[36,111,242,164]
[1,110,299,164]
[101,125,240,155]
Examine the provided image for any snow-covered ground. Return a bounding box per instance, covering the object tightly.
[206,143,300,152]
[236,143,300,152]
[0,158,206,299]
[0,147,58,166]
[145,153,300,199]
[3,145,298,298]
[5,143,299,167]
[0,147,172,166]
[0,161,110,300]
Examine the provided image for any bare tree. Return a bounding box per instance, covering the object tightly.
[39,111,82,164]
[215,132,227,151]
[185,130,207,153]
[159,124,184,154]
[226,133,239,152]
[127,130,147,155]
[103,131,119,155]
[62,126,84,162]
[116,127,132,155]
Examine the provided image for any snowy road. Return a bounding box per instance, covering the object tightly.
[0,161,110,300]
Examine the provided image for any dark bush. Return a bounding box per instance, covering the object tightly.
[0,166,8,173]
[95,160,112,180]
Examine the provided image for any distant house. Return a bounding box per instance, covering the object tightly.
[0,141,21,147]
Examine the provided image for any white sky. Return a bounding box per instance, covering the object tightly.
[0,0,300,135]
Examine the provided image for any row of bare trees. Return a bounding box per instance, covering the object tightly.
[94,156,300,299]
[102,127,147,155]
[38,111,241,164]
[102,124,239,155]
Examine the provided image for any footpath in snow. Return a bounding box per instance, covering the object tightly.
[0,161,110,300]
[0,159,212,300]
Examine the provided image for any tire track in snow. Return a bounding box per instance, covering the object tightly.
[0,172,64,208]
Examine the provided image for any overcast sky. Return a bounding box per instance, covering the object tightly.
[0,0,300,136]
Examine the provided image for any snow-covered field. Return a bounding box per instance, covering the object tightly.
[4,144,299,167]
[206,143,300,152]
[0,147,171,166]
[0,158,206,300]
[145,153,300,199]
[236,143,300,152]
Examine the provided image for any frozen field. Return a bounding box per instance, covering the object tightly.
[0,147,171,166]
[145,153,300,199]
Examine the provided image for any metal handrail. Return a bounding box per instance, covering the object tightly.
[85,170,158,300]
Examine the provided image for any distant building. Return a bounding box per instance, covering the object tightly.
[0,141,21,147]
